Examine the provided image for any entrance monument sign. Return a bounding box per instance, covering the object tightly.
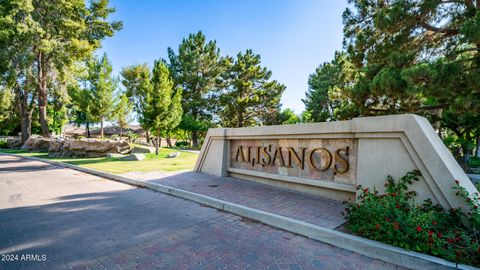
[230,139,356,185]
[195,114,478,210]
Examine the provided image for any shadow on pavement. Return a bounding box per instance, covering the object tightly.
[0,188,221,270]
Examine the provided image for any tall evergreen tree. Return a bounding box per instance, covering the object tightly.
[167,31,227,147]
[87,53,117,139]
[121,64,152,141]
[69,84,94,137]
[303,51,357,122]
[218,49,285,127]
[113,93,133,138]
[146,61,183,155]
[324,0,480,160]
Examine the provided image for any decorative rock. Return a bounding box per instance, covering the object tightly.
[6,138,22,149]
[120,153,145,161]
[22,137,50,152]
[106,153,125,158]
[132,145,155,154]
[47,139,131,158]
[166,152,180,158]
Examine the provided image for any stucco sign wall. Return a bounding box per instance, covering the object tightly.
[195,114,478,210]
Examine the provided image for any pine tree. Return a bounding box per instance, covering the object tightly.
[341,0,480,160]
[167,31,227,147]
[121,64,152,141]
[113,93,133,138]
[302,51,357,122]
[87,53,118,139]
[218,49,285,127]
[146,61,183,155]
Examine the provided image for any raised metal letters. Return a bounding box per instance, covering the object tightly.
[230,139,357,184]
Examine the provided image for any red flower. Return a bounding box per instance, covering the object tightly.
[364,188,369,193]
[455,251,461,257]
[384,217,390,222]
[375,223,381,229]
[474,205,479,209]
[428,230,433,236]
[393,222,400,230]
[391,193,396,197]
[395,203,400,209]
[447,238,454,243]
[437,232,442,238]
[416,226,422,232]
[432,220,438,226]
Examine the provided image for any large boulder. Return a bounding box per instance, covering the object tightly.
[48,139,131,158]
[131,145,155,154]
[22,137,50,152]
[120,153,145,161]
[6,138,22,149]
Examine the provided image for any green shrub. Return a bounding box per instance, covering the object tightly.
[0,140,7,148]
[126,131,138,143]
[470,157,480,168]
[175,141,190,148]
[344,171,480,266]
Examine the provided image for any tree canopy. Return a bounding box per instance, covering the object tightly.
[218,49,285,127]
[167,31,228,147]
[145,61,183,154]
[303,0,480,160]
[0,0,121,141]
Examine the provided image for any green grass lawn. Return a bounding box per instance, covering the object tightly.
[0,148,198,174]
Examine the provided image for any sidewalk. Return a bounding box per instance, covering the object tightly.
[120,171,347,229]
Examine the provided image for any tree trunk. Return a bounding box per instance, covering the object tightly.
[145,129,150,144]
[20,110,32,143]
[192,131,198,148]
[166,137,172,148]
[86,121,90,138]
[37,53,51,138]
[155,129,160,155]
[16,86,33,143]
[463,132,473,163]
[120,127,123,139]
[476,135,480,158]
[100,119,104,139]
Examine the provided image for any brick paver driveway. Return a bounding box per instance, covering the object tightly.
[0,155,406,270]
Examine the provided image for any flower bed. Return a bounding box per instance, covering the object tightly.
[344,171,480,266]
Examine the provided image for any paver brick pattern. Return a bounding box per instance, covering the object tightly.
[0,155,407,269]
[123,171,347,229]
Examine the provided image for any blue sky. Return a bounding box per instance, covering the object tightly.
[99,0,348,114]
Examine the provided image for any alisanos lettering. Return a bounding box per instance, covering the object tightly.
[234,145,350,174]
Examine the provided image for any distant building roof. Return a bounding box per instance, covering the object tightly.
[89,125,146,136]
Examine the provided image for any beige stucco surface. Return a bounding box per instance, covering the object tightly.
[195,114,477,209]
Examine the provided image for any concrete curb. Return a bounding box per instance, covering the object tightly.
[2,152,478,270]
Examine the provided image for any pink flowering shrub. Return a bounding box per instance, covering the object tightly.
[344,170,480,266]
